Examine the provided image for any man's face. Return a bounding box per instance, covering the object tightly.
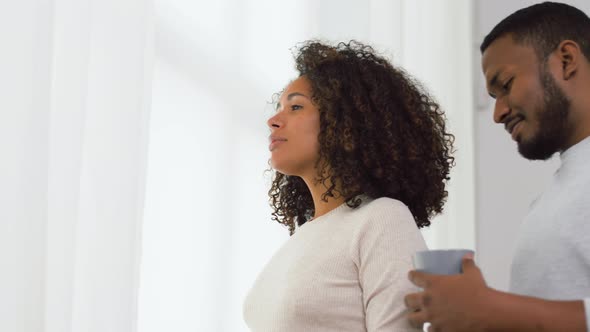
[482,35,571,160]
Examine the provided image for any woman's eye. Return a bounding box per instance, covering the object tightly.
[291,105,302,111]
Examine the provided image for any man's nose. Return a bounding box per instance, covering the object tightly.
[493,96,511,123]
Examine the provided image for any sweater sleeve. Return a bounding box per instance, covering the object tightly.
[350,198,427,332]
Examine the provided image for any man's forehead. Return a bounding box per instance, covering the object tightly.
[482,36,514,68]
[482,36,535,78]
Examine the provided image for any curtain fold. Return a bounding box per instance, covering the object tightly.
[0,0,154,331]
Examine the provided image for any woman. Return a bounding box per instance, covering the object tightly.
[244,40,454,331]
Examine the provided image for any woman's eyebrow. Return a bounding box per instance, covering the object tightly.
[286,92,308,100]
[276,92,309,110]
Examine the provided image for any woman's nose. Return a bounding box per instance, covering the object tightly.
[267,113,283,130]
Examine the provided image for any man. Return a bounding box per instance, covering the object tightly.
[404,2,590,331]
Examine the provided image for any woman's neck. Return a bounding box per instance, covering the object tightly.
[303,175,346,220]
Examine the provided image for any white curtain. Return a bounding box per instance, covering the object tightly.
[138,1,475,331]
[0,0,153,331]
[397,0,476,250]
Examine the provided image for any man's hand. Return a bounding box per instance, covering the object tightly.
[404,254,494,332]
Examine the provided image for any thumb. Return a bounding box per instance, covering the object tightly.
[461,252,477,273]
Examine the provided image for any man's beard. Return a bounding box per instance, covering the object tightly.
[517,68,571,160]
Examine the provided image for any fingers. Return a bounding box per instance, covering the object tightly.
[408,270,430,288]
[405,292,428,329]
[407,309,428,329]
[404,292,422,311]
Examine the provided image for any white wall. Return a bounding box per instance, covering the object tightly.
[473,0,590,291]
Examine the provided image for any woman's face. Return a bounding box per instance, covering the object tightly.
[267,76,321,177]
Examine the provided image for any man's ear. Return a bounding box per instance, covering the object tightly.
[556,40,581,80]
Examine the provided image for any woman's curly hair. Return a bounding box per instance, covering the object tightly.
[269,40,455,235]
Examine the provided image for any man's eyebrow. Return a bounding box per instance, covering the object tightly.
[487,70,501,98]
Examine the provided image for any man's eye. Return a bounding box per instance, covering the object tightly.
[502,78,513,91]
[291,105,302,111]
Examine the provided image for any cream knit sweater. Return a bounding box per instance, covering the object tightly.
[243,197,425,331]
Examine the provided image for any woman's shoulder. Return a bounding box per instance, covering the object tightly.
[346,196,417,230]
[349,196,426,255]
[361,196,412,218]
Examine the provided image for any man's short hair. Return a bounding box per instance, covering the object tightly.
[480,2,590,61]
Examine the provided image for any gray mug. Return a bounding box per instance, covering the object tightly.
[412,249,475,275]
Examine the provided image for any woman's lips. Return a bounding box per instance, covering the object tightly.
[269,139,287,151]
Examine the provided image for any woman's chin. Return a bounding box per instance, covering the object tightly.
[270,162,295,176]
[270,159,286,174]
